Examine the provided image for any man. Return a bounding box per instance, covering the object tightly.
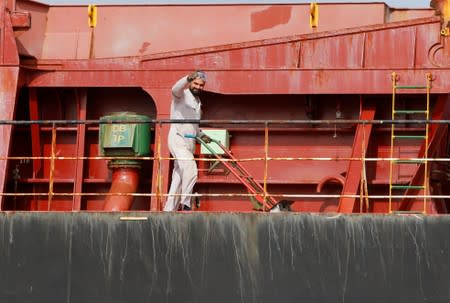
[164,71,211,211]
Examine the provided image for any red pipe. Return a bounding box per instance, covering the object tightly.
[103,167,139,211]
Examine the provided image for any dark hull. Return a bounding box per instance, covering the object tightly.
[1,212,449,302]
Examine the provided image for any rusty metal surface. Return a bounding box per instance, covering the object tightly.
[14,2,435,60]
[18,17,449,95]
[1,2,449,213]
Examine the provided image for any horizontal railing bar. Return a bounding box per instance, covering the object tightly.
[0,156,448,162]
[0,119,449,125]
[0,192,448,199]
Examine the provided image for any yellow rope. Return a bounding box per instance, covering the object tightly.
[423,73,432,214]
[155,122,162,210]
[389,72,397,213]
[48,124,56,211]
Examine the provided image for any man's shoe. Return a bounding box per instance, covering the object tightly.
[181,205,192,211]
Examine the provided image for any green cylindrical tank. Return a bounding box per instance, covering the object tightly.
[99,112,151,167]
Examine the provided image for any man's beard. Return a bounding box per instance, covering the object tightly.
[189,87,201,96]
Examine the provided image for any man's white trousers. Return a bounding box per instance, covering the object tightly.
[164,134,197,211]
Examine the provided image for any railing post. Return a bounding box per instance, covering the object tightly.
[48,122,56,210]
[263,122,269,210]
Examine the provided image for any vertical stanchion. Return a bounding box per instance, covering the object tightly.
[263,122,269,210]
[155,122,162,210]
[360,121,364,213]
[48,123,56,210]
[361,121,369,212]
[359,167,363,213]
[423,73,432,214]
[388,72,397,213]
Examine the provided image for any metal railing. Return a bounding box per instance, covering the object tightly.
[0,118,449,212]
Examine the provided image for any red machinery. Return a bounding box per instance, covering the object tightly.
[0,0,449,213]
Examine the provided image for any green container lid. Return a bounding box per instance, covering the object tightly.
[99,112,151,157]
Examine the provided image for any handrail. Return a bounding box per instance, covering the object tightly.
[1,192,450,200]
[2,117,449,212]
[0,118,450,125]
[3,156,450,162]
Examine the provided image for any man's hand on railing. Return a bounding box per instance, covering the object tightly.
[184,133,212,143]
[200,134,212,143]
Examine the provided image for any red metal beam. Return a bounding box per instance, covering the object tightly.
[0,4,19,210]
[24,69,450,95]
[1,4,19,65]
[28,88,42,178]
[20,16,449,94]
[338,101,376,213]
[73,88,87,211]
[143,88,172,211]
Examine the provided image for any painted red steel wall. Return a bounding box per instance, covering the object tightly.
[1,1,450,213]
[15,1,434,59]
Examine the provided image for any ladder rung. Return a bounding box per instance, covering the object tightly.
[393,110,427,114]
[391,185,425,189]
[394,159,426,164]
[395,85,427,89]
[393,135,426,139]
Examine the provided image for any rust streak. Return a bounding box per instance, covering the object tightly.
[251,6,292,32]
[139,42,151,54]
